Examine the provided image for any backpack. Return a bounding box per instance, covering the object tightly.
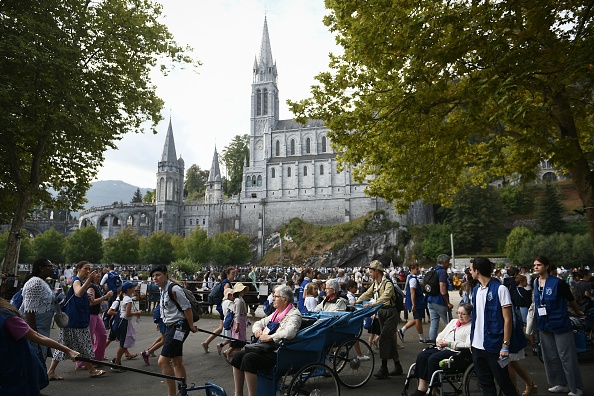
[167,282,202,323]
[223,309,234,330]
[422,267,441,296]
[207,283,223,305]
[106,271,122,291]
[104,298,122,333]
[262,298,274,316]
[10,289,23,310]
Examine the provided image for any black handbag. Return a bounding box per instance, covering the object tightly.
[244,341,279,354]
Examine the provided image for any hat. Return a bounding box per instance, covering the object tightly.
[121,281,138,292]
[368,260,385,272]
[232,282,248,293]
[224,288,234,299]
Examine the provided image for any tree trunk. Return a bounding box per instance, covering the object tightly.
[1,193,32,275]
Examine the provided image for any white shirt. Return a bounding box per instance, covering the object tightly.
[120,295,137,319]
[64,268,74,279]
[471,282,512,350]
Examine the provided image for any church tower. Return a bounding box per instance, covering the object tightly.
[155,119,184,233]
[244,17,279,199]
[204,147,223,204]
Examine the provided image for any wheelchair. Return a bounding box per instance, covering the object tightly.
[402,346,495,396]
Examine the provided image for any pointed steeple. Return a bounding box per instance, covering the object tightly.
[259,17,274,69]
[161,118,177,163]
[208,146,221,182]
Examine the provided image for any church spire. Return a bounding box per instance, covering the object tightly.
[208,146,221,182]
[161,118,177,163]
[254,16,277,83]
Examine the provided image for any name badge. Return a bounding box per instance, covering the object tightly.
[537,307,547,316]
[174,329,185,341]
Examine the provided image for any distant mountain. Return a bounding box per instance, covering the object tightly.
[75,180,153,215]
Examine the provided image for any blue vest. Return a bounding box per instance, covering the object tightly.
[298,278,310,313]
[471,280,505,353]
[0,308,48,395]
[405,274,426,310]
[533,276,572,333]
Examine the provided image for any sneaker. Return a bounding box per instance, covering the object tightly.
[389,363,403,376]
[201,342,209,353]
[398,329,405,342]
[141,350,150,365]
[568,390,583,396]
[357,355,371,361]
[111,367,125,373]
[419,339,427,344]
[374,366,389,379]
[548,386,569,393]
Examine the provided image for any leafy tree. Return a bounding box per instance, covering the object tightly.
[185,164,209,202]
[170,258,201,278]
[505,227,534,266]
[499,185,534,216]
[139,231,174,265]
[515,232,592,267]
[0,229,35,267]
[170,233,187,261]
[222,134,249,196]
[131,188,143,203]
[289,1,594,255]
[143,190,156,203]
[209,231,252,266]
[184,228,210,264]
[536,183,566,235]
[419,224,452,263]
[0,0,195,273]
[448,185,506,254]
[32,227,65,263]
[63,226,103,263]
[103,227,139,264]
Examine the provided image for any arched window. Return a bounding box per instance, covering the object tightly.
[246,176,251,188]
[322,136,327,152]
[256,89,262,115]
[320,165,324,175]
[263,89,268,115]
[275,140,280,156]
[126,215,134,227]
[257,175,262,186]
[288,167,292,177]
[306,138,311,153]
[271,168,276,178]
[252,176,257,186]
[290,139,295,155]
[303,166,308,176]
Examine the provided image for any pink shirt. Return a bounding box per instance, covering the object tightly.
[4,315,30,341]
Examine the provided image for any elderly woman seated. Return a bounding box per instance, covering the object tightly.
[411,303,473,396]
[230,284,302,396]
[314,278,347,312]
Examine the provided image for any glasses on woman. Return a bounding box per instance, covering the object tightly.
[457,312,470,316]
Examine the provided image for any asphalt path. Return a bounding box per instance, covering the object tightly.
[42,292,593,396]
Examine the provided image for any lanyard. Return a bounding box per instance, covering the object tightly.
[538,279,546,306]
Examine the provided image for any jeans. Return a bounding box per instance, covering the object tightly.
[471,347,518,396]
[427,302,448,341]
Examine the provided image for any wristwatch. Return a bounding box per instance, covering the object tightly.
[502,340,510,346]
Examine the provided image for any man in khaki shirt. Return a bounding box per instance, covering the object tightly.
[356,260,403,379]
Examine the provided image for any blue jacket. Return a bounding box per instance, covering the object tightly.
[471,279,505,353]
[405,274,426,310]
[534,275,572,334]
[0,308,48,395]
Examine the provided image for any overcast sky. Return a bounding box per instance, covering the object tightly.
[94,0,339,188]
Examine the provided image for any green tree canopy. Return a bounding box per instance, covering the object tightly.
[505,226,535,265]
[209,231,252,266]
[290,1,594,253]
[0,0,196,273]
[139,231,174,265]
[131,188,143,203]
[32,227,65,264]
[222,134,249,196]
[185,164,209,202]
[143,190,156,203]
[537,183,567,235]
[103,227,139,264]
[184,228,210,264]
[63,226,103,263]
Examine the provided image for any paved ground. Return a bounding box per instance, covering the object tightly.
[43,291,593,396]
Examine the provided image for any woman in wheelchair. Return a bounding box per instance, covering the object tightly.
[410,303,473,396]
[230,284,302,396]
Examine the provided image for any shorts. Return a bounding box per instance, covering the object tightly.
[412,308,425,320]
[158,321,167,334]
[161,320,190,358]
[117,318,129,347]
[216,305,224,320]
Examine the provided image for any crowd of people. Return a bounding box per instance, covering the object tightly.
[2,254,592,396]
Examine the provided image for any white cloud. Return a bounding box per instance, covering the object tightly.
[95,0,338,188]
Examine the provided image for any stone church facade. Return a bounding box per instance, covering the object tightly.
[79,18,434,256]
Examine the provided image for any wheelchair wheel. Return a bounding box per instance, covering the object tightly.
[332,338,374,388]
[287,363,340,396]
[462,363,501,396]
